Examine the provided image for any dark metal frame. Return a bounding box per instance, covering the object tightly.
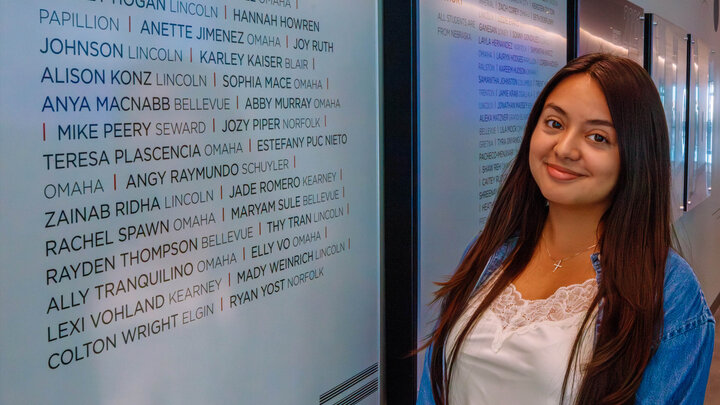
[568,0,579,61]
[644,13,654,73]
[684,34,692,212]
[383,0,418,403]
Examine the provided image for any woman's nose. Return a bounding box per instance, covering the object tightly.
[553,130,581,161]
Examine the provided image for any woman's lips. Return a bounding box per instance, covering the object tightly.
[546,163,583,180]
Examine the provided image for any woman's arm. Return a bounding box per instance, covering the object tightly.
[635,315,715,404]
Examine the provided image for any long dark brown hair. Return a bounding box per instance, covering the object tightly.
[422,53,671,404]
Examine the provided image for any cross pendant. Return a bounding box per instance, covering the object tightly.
[552,260,563,272]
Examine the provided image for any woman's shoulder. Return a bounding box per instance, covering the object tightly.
[660,250,715,341]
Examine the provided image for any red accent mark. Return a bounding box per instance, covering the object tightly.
[228,272,231,287]
[347,203,350,215]
[327,78,329,89]
[221,297,224,311]
[128,16,131,32]
[113,174,117,190]
[296,0,298,8]
[324,115,327,127]
[224,5,227,19]
[213,72,216,87]
[293,155,296,168]
[342,187,345,198]
[312,58,315,70]
[43,122,46,141]
[243,247,246,260]
[286,35,289,48]
[258,222,261,235]
[222,207,225,222]
[249,139,252,152]
[213,118,216,132]
[325,226,327,238]
[220,185,223,199]
[340,168,343,180]
[190,48,193,62]
[348,238,350,249]
[236,95,239,109]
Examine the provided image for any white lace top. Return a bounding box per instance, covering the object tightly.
[446,272,598,405]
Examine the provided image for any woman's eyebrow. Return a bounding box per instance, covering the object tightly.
[543,103,567,116]
[586,118,615,128]
[544,103,614,128]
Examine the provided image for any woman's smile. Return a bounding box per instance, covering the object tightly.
[545,162,584,181]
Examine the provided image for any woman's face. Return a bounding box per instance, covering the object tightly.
[529,74,621,210]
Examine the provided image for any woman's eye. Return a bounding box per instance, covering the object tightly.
[545,119,562,129]
[588,134,608,143]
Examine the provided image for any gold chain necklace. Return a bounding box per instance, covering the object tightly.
[542,235,597,272]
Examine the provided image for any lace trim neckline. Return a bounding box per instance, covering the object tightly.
[507,277,597,302]
[463,274,598,352]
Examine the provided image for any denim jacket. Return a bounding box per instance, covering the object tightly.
[417,237,715,404]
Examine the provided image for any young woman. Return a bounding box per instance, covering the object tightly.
[417,53,715,404]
